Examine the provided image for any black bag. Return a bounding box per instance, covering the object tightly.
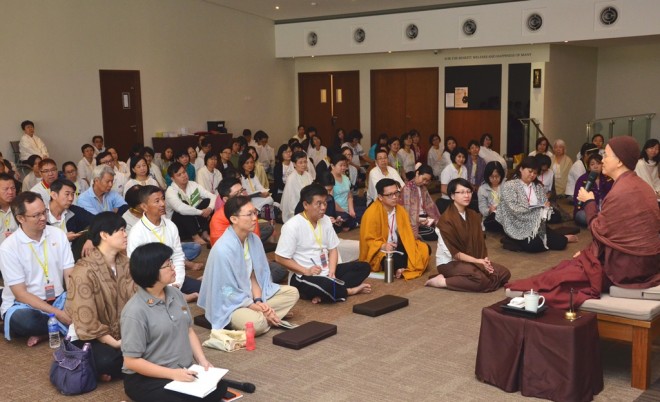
[50,338,97,395]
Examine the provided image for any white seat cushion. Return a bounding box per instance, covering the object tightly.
[580,294,660,321]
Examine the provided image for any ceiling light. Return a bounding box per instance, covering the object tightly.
[311,2,317,6]
[275,6,279,10]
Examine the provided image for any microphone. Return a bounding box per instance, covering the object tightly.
[221,378,256,393]
[577,171,598,207]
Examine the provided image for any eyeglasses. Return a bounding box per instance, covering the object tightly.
[160,259,174,270]
[453,190,473,195]
[237,209,259,218]
[100,159,113,165]
[381,191,400,199]
[23,209,49,219]
[40,168,58,174]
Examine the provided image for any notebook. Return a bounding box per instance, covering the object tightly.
[164,365,229,398]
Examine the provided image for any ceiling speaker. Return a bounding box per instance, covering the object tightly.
[406,24,419,40]
[307,31,318,47]
[527,13,543,31]
[462,19,477,36]
[600,6,618,25]
[354,28,366,43]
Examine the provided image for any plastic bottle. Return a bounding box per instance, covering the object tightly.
[48,313,61,349]
[245,322,256,351]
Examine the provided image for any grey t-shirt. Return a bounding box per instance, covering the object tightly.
[121,286,193,375]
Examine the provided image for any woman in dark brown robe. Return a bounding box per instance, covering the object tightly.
[507,137,660,308]
[426,178,511,292]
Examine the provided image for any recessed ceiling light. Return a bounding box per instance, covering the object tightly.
[275,6,279,10]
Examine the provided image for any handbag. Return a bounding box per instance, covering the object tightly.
[203,329,246,352]
[49,338,98,395]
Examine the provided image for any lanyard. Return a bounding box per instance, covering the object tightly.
[302,212,323,248]
[456,165,463,177]
[526,184,533,205]
[243,240,249,260]
[28,242,49,283]
[247,177,256,192]
[491,189,500,206]
[388,211,396,243]
[2,210,11,231]
[141,216,165,243]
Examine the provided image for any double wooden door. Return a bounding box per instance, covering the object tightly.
[298,71,360,148]
[371,68,439,144]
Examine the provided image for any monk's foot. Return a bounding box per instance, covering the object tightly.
[27,335,47,347]
[184,292,199,303]
[395,268,405,279]
[347,283,372,296]
[311,296,322,304]
[99,374,112,382]
[425,274,447,288]
[565,234,579,243]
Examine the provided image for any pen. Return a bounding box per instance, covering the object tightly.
[177,364,198,379]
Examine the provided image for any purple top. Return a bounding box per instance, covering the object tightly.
[573,172,613,217]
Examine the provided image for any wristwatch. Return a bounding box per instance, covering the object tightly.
[253,298,263,303]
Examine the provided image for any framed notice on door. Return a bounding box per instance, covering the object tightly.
[454,87,468,108]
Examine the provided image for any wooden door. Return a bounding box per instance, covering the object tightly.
[298,71,360,148]
[99,70,144,160]
[371,68,439,144]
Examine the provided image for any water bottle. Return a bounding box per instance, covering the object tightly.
[48,314,61,349]
[384,253,394,283]
[245,322,256,351]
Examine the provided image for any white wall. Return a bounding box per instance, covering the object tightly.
[596,42,660,140]
[542,45,598,154]
[0,0,295,164]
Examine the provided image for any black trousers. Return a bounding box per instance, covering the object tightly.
[289,261,371,302]
[72,339,123,379]
[171,198,211,240]
[124,372,228,402]
[504,226,568,253]
[181,276,202,295]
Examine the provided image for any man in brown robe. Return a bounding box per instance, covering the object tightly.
[507,137,660,308]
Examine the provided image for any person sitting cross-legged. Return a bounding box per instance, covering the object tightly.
[275,183,372,304]
[198,196,299,335]
[0,192,73,346]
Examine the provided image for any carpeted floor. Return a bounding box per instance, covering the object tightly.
[0,199,657,401]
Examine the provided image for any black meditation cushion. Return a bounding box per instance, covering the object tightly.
[272,321,337,350]
[352,295,409,317]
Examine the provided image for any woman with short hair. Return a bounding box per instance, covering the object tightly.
[635,138,660,197]
[477,161,506,232]
[400,164,441,241]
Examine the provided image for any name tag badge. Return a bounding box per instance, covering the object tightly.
[45,284,56,302]
[320,250,328,269]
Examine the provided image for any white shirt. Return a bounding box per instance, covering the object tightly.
[0,207,18,247]
[440,164,468,199]
[367,166,404,205]
[398,148,416,174]
[538,169,555,194]
[192,157,205,173]
[21,172,40,193]
[281,171,313,223]
[111,170,129,196]
[427,146,446,178]
[116,161,130,175]
[148,162,166,188]
[435,228,453,266]
[307,146,327,168]
[47,209,70,233]
[256,144,275,170]
[0,226,74,315]
[127,215,186,287]
[241,175,274,212]
[19,134,49,161]
[73,180,89,206]
[123,177,159,196]
[121,210,141,233]
[165,181,217,218]
[275,214,340,278]
[196,167,222,195]
[387,208,399,245]
[565,160,587,197]
[479,147,507,167]
[30,181,52,205]
[77,157,96,187]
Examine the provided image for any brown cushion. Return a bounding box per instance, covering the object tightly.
[352,295,409,317]
[272,321,337,350]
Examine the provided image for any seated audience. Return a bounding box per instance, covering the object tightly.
[359,178,430,280]
[165,150,196,186]
[441,136,458,173]
[230,138,243,169]
[369,133,389,161]
[367,148,405,205]
[246,146,270,190]
[92,135,105,156]
[0,192,73,345]
[97,151,128,196]
[78,165,128,215]
[21,154,42,192]
[197,138,212,164]
[496,157,577,253]
[140,147,166,188]
[188,146,204,172]
[466,140,487,190]
[18,120,49,161]
[551,139,573,196]
[30,158,59,204]
[77,144,96,187]
[47,179,95,257]
[341,146,359,190]
[292,124,307,143]
[566,142,598,200]
[635,138,660,197]
[123,156,159,195]
[217,145,234,177]
[61,161,88,205]
[507,137,660,308]
[307,134,328,168]
[0,173,18,247]
[398,132,416,180]
[238,153,273,214]
[577,133,606,159]
[165,162,216,245]
[536,154,565,223]
[477,161,506,232]
[427,134,446,178]
[199,196,298,334]
[254,130,275,176]
[196,152,222,195]
[437,146,468,214]
[330,154,364,230]
[65,212,135,381]
[271,144,294,203]
[281,151,313,223]
[410,129,423,163]
[343,129,372,168]
[128,185,201,302]
[121,242,224,402]
[122,184,144,232]
[528,136,554,158]
[276,184,371,303]
[329,128,345,156]
[107,146,129,175]
[426,178,511,292]
[400,164,440,241]
[478,133,506,166]
[573,154,613,227]
[387,137,405,178]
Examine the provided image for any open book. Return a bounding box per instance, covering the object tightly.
[165,364,229,398]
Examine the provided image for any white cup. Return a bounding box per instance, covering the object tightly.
[523,290,545,312]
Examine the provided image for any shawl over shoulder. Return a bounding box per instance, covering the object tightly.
[438,204,486,259]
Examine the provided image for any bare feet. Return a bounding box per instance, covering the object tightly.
[184,292,199,302]
[565,234,579,243]
[99,374,112,382]
[27,335,47,347]
[311,296,322,304]
[192,235,207,246]
[185,260,204,271]
[395,268,405,279]
[425,274,447,288]
[201,231,211,243]
[347,283,372,296]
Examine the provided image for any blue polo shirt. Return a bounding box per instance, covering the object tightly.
[77,187,127,215]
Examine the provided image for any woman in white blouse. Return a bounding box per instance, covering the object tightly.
[436,146,468,214]
[123,156,159,195]
[238,153,273,213]
[195,152,222,195]
[635,139,660,197]
[427,134,445,179]
[398,132,416,180]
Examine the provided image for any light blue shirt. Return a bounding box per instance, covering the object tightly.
[77,187,126,215]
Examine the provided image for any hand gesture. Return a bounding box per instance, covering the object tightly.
[172,368,197,382]
[577,187,595,203]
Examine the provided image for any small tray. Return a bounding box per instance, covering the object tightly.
[501,303,548,318]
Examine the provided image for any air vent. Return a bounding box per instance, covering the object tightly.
[405,24,419,40]
[527,13,543,31]
[462,19,477,36]
[307,31,318,47]
[354,28,365,43]
[600,6,618,25]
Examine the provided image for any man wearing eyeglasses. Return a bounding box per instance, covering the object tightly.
[30,158,59,205]
[0,192,74,346]
[0,173,18,247]
[359,178,430,280]
[96,151,128,197]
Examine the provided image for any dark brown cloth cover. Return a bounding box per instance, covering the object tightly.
[475,300,603,402]
[438,203,487,260]
[352,295,409,317]
[272,321,337,350]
